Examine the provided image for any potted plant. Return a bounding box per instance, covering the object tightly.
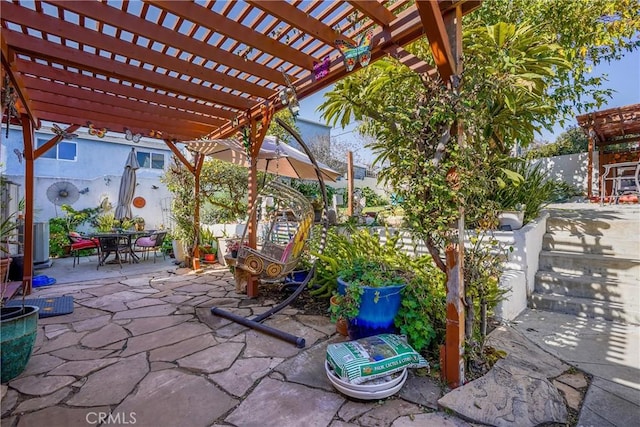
[497,203,526,230]
[200,244,216,263]
[1,211,39,383]
[226,240,240,258]
[333,257,410,340]
[132,216,145,231]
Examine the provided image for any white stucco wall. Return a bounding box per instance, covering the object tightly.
[530,151,599,194]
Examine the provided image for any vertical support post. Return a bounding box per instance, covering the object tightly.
[20,115,34,295]
[442,5,465,389]
[587,127,595,200]
[347,151,354,216]
[192,153,204,271]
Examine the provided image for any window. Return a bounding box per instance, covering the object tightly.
[137,151,165,170]
[36,138,77,161]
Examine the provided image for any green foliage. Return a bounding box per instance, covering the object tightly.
[488,158,557,222]
[48,204,102,257]
[95,213,118,232]
[1,212,18,254]
[162,156,197,248]
[199,158,250,223]
[470,0,640,121]
[359,187,388,207]
[48,217,70,258]
[338,257,410,288]
[525,126,589,159]
[267,110,300,144]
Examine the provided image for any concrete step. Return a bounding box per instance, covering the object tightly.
[542,232,640,257]
[538,251,640,281]
[546,215,640,240]
[529,293,640,324]
[535,271,640,304]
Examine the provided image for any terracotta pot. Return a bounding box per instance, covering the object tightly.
[204,253,216,262]
[0,257,12,282]
[336,317,348,336]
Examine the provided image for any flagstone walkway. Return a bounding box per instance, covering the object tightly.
[2,264,583,427]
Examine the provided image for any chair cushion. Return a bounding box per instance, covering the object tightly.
[71,240,98,250]
[280,240,295,263]
[136,236,155,247]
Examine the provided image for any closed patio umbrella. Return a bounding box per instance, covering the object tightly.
[114,147,140,220]
[186,136,341,182]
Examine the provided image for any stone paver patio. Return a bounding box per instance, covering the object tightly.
[1,261,583,426]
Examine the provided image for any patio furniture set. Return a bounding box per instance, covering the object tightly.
[68,230,167,269]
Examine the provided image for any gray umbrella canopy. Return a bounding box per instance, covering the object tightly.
[114,148,140,220]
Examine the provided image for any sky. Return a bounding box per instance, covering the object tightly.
[297,48,640,165]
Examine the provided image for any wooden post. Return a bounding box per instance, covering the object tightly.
[20,115,34,295]
[347,151,354,216]
[587,127,595,200]
[192,153,204,271]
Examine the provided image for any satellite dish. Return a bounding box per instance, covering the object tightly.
[46,181,80,206]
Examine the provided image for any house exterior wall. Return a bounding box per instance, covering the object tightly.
[293,117,331,150]
[1,125,173,230]
[530,151,598,194]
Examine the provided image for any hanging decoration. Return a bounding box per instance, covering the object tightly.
[2,75,18,138]
[313,55,331,81]
[124,128,142,143]
[241,125,251,160]
[87,121,107,138]
[13,148,23,164]
[51,124,78,140]
[335,29,373,72]
[149,130,163,139]
[279,69,300,117]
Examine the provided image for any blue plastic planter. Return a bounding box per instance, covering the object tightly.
[337,277,405,340]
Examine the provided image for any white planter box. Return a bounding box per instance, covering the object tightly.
[498,211,524,230]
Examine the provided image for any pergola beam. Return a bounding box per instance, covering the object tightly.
[415,0,457,83]
[347,1,397,27]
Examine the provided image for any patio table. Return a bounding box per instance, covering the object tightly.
[91,230,150,266]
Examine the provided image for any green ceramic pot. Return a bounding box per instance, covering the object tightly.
[1,305,39,383]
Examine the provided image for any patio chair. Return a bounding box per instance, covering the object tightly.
[68,232,99,268]
[96,235,131,269]
[134,231,167,263]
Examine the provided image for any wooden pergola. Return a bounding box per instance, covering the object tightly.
[577,103,640,199]
[2,0,481,387]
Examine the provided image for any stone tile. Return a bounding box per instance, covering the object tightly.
[180,295,213,307]
[577,377,638,427]
[80,323,129,348]
[243,316,324,358]
[150,361,175,371]
[66,353,148,406]
[225,377,343,427]
[44,324,71,339]
[114,369,238,427]
[1,384,7,399]
[210,320,247,339]
[392,412,472,426]
[123,314,193,336]
[48,358,119,377]
[438,358,567,427]
[103,340,127,351]
[9,375,76,396]
[112,303,175,320]
[196,307,231,330]
[50,347,116,361]
[14,387,72,413]
[398,371,442,410]
[357,399,423,427]
[553,380,582,411]
[487,325,569,379]
[120,322,212,357]
[18,354,65,377]
[209,357,282,397]
[556,372,588,389]
[36,306,109,325]
[149,333,217,362]
[15,406,111,427]
[119,277,151,287]
[177,342,244,374]
[296,314,335,336]
[173,283,214,293]
[275,336,342,392]
[71,314,112,332]
[33,331,88,355]
[82,291,148,312]
[83,283,130,297]
[126,297,166,309]
[338,401,373,423]
[331,421,359,427]
[175,305,195,315]
[1,389,19,416]
[161,294,192,304]
[208,297,242,307]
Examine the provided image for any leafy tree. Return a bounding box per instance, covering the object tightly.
[469,0,640,124]
[199,159,250,223]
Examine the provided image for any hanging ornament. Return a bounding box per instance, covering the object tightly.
[2,75,19,138]
[87,121,108,138]
[313,55,331,81]
[51,124,78,140]
[124,128,142,143]
[335,29,373,72]
[279,69,300,117]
